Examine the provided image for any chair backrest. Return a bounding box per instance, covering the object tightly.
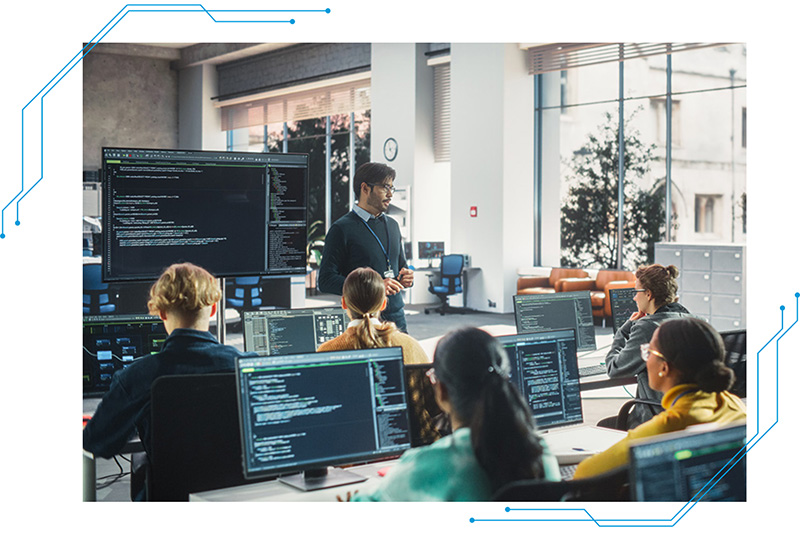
[149,373,259,501]
[720,329,746,398]
[83,263,116,314]
[492,466,630,502]
[440,254,465,276]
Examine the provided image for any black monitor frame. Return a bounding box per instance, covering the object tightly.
[101,147,308,282]
[235,347,412,490]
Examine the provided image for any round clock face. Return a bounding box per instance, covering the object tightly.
[384,137,398,161]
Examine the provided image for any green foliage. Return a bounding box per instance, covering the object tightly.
[560,109,667,270]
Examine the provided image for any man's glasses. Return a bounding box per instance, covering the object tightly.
[368,182,396,194]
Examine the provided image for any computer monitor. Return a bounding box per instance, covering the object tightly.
[609,287,639,333]
[418,241,445,260]
[497,329,583,430]
[404,363,450,447]
[513,292,597,351]
[102,147,308,281]
[629,422,747,502]
[235,347,412,490]
[83,314,168,397]
[242,307,349,356]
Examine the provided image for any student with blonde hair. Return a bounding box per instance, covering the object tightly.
[83,263,254,498]
[317,267,428,364]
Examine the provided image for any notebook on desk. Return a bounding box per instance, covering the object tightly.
[497,330,626,465]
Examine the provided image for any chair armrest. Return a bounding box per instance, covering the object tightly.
[557,278,597,292]
[517,276,550,292]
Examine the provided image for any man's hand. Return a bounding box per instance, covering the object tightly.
[398,267,415,288]
[384,277,405,296]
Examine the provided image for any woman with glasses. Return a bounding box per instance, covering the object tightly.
[343,327,560,501]
[604,264,694,428]
[574,317,745,479]
[317,267,428,364]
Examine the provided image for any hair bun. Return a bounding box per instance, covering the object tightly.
[666,265,679,279]
[694,361,734,393]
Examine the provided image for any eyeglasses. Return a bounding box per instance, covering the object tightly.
[640,343,667,362]
[368,182,396,194]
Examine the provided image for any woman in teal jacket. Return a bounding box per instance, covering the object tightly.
[349,327,560,501]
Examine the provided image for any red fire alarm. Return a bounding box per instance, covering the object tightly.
[470,206,478,218]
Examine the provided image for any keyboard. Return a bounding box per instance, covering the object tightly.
[560,464,578,480]
[578,363,606,378]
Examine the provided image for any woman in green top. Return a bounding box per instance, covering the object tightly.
[349,327,560,501]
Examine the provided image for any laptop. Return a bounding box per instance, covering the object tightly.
[243,307,349,355]
[608,287,639,333]
[497,329,626,465]
[629,422,747,501]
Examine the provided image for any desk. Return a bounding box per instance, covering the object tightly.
[190,461,395,502]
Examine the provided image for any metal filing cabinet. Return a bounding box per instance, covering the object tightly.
[654,243,745,330]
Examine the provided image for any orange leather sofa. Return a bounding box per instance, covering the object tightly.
[516,268,589,295]
[559,270,635,318]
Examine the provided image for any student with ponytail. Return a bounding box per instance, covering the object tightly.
[317,267,428,364]
[347,327,560,501]
[574,317,746,479]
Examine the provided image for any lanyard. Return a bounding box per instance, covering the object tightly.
[357,213,392,271]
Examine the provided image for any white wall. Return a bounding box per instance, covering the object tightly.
[450,43,534,313]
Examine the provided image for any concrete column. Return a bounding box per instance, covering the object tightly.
[178,64,225,151]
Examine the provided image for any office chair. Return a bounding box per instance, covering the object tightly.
[720,329,746,398]
[145,373,264,501]
[225,276,263,310]
[425,254,465,315]
[492,465,630,502]
[83,263,116,314]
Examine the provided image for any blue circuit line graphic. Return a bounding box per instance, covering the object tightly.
[470,293,798,528]
[1,3,331,239]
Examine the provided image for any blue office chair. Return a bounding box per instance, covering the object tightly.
[83,263,116,315]
[425,254,465,315]
[225,276,263,311]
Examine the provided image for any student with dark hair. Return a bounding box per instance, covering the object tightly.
[574,317,746,479]
[83,263,254,496]
[605,264,694,428]
[317,267,428,363]
[346,327,560,501]
[318,162,414,332]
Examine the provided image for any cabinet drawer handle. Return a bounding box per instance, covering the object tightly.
[734,321,741,327]
[703,297,710,302]
[734,276,741,282]
[734,299,740,304]
[704,252,710,257]
[704,275,710,280]
[675,251,681,256]
[735,253,741,259]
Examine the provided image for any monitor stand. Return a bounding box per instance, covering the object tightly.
[279,467,368,492]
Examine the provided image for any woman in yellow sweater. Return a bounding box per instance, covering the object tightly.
[317,267,429,364]
[573,317,746,479]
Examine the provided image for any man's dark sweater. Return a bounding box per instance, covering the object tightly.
[318,210,408,316]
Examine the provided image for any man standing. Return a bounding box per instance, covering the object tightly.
[318,162,414,332]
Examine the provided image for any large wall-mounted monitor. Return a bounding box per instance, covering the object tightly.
[235,347,411,490]
[102,148,308,281]
[513,291,597,351]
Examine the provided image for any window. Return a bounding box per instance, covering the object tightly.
[651,98,681,147]
[694,195,721,234]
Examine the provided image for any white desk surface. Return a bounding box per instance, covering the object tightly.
[190,461,396,502]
